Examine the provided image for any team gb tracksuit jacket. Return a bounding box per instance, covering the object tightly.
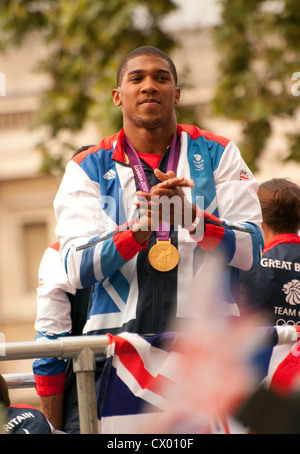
[34,124,263,400]
[54,124,263,335]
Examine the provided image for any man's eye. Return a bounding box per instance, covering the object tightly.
[157,76,169,81]
[130,76,142,82]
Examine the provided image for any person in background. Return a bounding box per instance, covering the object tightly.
[33,146,94,432]
[0,374,54,434]
[239,178,300,326]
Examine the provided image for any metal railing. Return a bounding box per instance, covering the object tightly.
[3,373,35,389]
[0,335,108,434]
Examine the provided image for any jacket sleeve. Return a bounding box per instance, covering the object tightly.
[35,243,76,335]
[54,160,147,289]
[190,141,264,271]
[33,243,76,396]
[33,335,67,397]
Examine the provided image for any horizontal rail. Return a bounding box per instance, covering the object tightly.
[3,373,35,389]
[0,335,108,361]
[0,335,108,434]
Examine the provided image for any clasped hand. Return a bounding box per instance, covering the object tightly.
[133,169,195,234]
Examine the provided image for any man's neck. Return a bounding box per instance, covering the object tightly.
[124,124,177,155]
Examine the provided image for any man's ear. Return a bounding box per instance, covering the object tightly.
[174,87,180,106]
[112,88,122,106]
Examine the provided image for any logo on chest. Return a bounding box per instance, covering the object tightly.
[103,169,116,180]
[193,153,204,171]
[282,279,300,306]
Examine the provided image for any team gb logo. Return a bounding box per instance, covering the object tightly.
[193,153,204,171]
[282,279,300,305]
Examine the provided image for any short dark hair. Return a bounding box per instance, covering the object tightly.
[0,375,10,407]
[258,178,300,234]
[72,145,94,158]
[116,46,178,86]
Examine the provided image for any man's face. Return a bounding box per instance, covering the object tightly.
[112,55,180,130]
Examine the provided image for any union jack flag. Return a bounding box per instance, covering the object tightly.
[97,326,300,434]
[240,169,250,181]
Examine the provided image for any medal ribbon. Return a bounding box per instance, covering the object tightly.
[124,133,180,241]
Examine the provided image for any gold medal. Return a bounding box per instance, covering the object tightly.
[148,239,179,272]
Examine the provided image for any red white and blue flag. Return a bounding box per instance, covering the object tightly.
[97,332,183,434]
[97,326,300,434]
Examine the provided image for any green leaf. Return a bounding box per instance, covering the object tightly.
[213,0,300,169]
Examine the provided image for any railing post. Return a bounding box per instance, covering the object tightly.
[73,347,99,434]
[0,336,108,434]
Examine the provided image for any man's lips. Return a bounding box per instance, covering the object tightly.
[138,98,161,105]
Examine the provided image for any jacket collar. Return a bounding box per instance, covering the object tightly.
[112,126,183,164]
[264,233,300,253]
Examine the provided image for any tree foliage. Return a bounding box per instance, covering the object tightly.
[0,0,190,172]
[213,0,300,171]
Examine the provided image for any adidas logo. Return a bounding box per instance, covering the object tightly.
[103,169,116,180]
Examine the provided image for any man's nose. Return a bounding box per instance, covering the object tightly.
[140,77,158,93]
